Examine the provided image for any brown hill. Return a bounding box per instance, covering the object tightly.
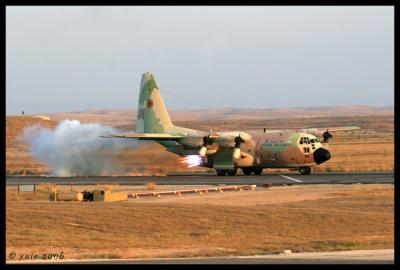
[6,116,58,175]
[40,105,393,129]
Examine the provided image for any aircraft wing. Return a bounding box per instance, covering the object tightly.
[299,126,360,135]
[100,133,187,141]
[300,126,360,143]
[263,126,360,134]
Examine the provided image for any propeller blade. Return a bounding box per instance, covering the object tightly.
[234,135,245,148]
[199,146,207,157]
[233,148,241,160]
[233,135,245,160]
[199,134,215,157]
[322,129,333,143]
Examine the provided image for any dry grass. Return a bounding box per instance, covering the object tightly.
[6,184,393,260]
[313,143,394,172]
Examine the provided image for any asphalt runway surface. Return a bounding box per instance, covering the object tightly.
[6,172,394,186]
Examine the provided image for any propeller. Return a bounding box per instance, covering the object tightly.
[233,135,245,160]
[199,132,248,159]
[199,134,214,157]
[322,129,333,143]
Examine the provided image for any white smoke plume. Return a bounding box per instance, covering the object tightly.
[21,120,137,176]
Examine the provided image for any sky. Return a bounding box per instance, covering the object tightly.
[6,6,394,115]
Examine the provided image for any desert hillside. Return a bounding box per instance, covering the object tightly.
[6,116,58,175]
[35,105,394,129]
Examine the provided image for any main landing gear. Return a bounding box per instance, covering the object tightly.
[216,168,238,176]
[299,166,311,175]
[242,167,253,175]
[253,167,263,175]
[241,167,263,175]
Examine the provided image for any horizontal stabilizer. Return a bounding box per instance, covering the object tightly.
[100,133,186,141]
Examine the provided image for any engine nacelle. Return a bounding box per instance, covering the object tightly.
[214,131,252,147]
[234,152,254,167]
[199,146,218,157]
[179,136,203,148]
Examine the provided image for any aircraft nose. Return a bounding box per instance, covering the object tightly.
[313,147,331,164]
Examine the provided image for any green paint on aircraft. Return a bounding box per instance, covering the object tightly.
[103,72,359,176]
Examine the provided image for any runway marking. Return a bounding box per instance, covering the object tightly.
[279,175,302,182]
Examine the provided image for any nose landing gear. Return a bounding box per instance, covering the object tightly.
[299,166,311,175]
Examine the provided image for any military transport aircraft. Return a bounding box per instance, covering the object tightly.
[102,72,359,176]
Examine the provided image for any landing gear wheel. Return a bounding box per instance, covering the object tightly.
[227,168,238,176]
[299,166,311,175]
[216,169,227,176]
[253,167,263,175]
[242,167,253,175]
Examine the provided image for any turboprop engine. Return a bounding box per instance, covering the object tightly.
[199,134,216,157]
[198,131,252,160]
[177,134,218,156]
[233,135,245,160]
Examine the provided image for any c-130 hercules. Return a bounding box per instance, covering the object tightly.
[102,72,359,176]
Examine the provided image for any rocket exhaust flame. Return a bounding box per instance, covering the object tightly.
[179,155,204,168]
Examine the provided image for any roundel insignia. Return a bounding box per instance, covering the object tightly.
[146,98,154,109]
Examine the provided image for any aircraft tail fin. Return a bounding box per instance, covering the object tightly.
[136,72,174,133]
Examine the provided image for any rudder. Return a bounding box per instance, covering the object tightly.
[136,72,174,133]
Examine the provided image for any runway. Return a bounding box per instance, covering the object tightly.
[6,172,394,186]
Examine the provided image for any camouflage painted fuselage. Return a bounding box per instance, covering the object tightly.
[165,131,323,169]
[130,72,329,171]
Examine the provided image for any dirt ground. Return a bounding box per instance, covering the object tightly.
[6,184,394,260]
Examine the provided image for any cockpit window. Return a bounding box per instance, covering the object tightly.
[300,137,312,144]
[310,139,315,143]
